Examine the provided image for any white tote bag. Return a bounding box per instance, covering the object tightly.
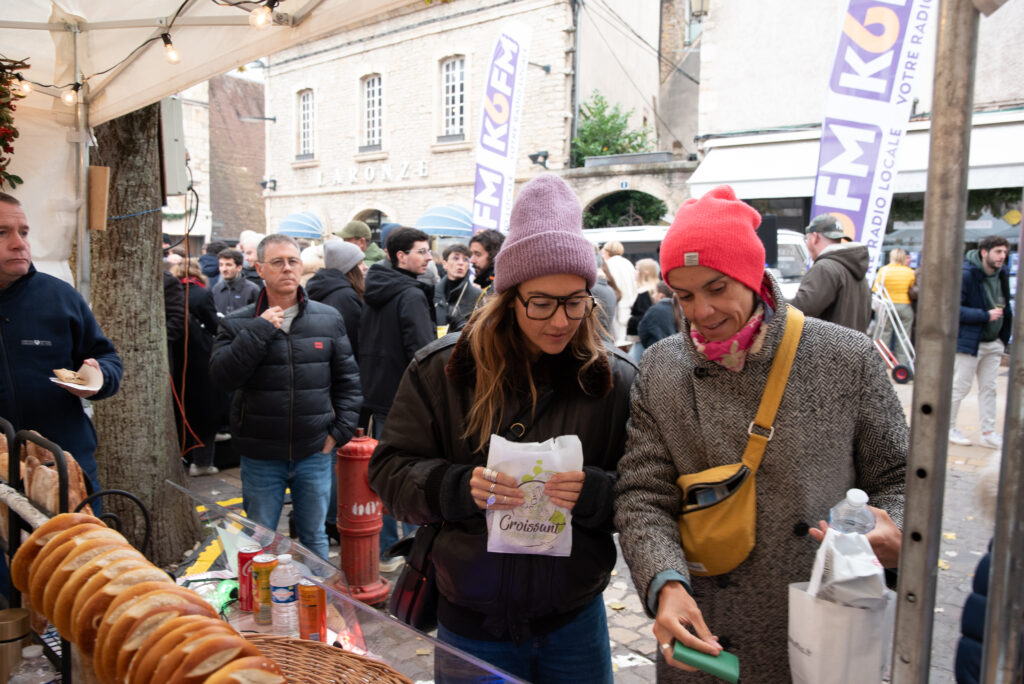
[788,582,895,684]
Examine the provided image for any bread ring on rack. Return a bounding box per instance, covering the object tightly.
[53,547,146,639]
[72,565,173,655]
[161,633,262,684]
[113,604,220,684]
[10,512,100,592]
[125,615,225,684]
[203,656,287,684]
[42,538,135,623]
[29,524,127,612]
[94,584,216,683]
[134,623,237,684]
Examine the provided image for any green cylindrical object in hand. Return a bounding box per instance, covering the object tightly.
[672,641,740,683]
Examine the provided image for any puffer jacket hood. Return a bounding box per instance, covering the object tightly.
[364,260,431,308]
[306,267,353,301]
[817,242,870,280]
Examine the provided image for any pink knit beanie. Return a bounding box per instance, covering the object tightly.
[493,173,598,293]
[660,185,765,293]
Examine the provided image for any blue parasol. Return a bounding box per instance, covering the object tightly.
[414,205,473,237]
[278,212,324,239]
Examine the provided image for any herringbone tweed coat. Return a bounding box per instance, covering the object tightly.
[615,274,907,683]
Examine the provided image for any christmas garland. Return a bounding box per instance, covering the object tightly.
[0,60,28,191]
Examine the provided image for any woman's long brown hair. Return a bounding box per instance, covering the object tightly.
[345,266,365,298]
[461,287,605,450]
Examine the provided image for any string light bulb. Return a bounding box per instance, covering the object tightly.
[15,75,32,95]
[161,33,181,64]
[62,83,80,106]
[249,1,278,30]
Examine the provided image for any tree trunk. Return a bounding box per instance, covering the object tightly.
[90,103,202,567]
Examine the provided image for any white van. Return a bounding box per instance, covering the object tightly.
[582,225,808,298]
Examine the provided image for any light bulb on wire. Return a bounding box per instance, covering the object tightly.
[15,75,32,95]
[62,83,80,106]
[161,33,181,64]
[249,1,277,30]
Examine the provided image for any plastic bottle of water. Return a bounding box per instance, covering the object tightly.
[828,488,876,534]
[9,644,58,683]
[270,553,301,637]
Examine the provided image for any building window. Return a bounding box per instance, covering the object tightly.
[440,56,465,141]
[362,74,382,151]
[297,89,314,160]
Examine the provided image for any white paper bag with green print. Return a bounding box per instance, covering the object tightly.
[485,434,583,557]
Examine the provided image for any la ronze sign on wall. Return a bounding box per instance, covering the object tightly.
[472,22,532,234]
[811,0,936,274]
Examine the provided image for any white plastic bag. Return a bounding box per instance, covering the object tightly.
[807,528,886,607]
[484,434,583,557]
[789,527,894,684]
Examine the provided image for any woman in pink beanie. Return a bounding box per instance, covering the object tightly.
[615,185,908,682]
[370,173,637,683]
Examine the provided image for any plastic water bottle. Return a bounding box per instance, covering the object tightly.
[828,488,876,534]
[9,644,58,683]
[270,553,301,637]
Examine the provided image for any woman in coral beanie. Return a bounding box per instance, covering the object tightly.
[614,185,908,682]
[369,173,636,683]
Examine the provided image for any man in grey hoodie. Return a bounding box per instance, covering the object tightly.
[789,214,872,332]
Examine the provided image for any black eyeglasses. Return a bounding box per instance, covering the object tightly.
[515,292,596,320]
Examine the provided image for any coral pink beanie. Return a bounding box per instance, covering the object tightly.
[660,185,765,292]
[493,174,598,293]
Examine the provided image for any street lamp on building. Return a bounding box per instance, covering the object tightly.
[528,150,549,168]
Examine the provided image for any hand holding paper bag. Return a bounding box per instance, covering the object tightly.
[484,434,583,557]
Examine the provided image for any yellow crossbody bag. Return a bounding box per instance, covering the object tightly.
[676,307,804,577]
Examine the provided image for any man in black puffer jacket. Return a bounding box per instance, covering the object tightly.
[210,234,362,560]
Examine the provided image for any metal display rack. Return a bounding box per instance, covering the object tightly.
[0,415,151,683]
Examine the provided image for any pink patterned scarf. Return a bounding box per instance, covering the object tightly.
[689,281,775,372]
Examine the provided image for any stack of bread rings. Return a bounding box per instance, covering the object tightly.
[10,513,287,683]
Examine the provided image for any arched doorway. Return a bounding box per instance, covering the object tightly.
[582,190,668,228]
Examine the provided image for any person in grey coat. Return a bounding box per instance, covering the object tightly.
[614,186,907,683]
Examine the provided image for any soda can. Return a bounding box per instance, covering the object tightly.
[237,545,262,612]
[252,554,278,625]
[297,579,327,642]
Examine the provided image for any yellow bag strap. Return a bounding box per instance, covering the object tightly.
[740,306,805,472]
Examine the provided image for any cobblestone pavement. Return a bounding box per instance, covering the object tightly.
[189,367,1010,682]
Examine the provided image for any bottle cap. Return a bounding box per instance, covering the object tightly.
[278,553,292,563]
[846,488,869,506]
[22,644,44,658]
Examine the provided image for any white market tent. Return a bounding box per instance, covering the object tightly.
[0,0,413,289]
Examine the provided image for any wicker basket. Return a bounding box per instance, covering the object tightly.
[245,633,413,684]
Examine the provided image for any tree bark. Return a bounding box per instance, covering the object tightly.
[90,103,202,567]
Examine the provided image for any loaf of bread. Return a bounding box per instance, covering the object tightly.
[53,368,88,384]
[72,566,174,655]
[42,538,136,622]
[53,546,146,638]
[114,607,218,684]
[93,584,216,683]
[203,657,286,684]
[10,512,98,592]
[124,615,222,684]
[22,435,93,516]
[29,524,126,610]
[165,634,262,684]
[134,623,237,684]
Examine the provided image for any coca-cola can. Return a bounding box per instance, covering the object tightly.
[237,545,262,612]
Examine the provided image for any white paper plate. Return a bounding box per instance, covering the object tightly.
[49,364,103,393]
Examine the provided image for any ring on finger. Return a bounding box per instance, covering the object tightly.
[483,468,497,483]
[486,494,497,507]
[489,482,496,494]
[503,495,508,505]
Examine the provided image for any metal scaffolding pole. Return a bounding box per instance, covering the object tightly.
[980,196,1024,683]
[891,0,979,681]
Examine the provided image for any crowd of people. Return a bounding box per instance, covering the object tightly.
[1,178,1015,682]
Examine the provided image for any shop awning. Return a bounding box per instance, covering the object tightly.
[688,111,1024,200]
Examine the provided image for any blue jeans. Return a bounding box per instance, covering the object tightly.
[241,452,332,560]
[434,596,613,684]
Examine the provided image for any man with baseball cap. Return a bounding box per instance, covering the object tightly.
[335,220,387,266]
[789,214,872,332]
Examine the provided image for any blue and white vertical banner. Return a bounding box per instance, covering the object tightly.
[811,0,936,274]
[472,22,532,234]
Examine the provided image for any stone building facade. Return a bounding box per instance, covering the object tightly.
[262,0,669,233]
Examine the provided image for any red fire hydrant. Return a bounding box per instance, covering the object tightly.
[336,428,390,605]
